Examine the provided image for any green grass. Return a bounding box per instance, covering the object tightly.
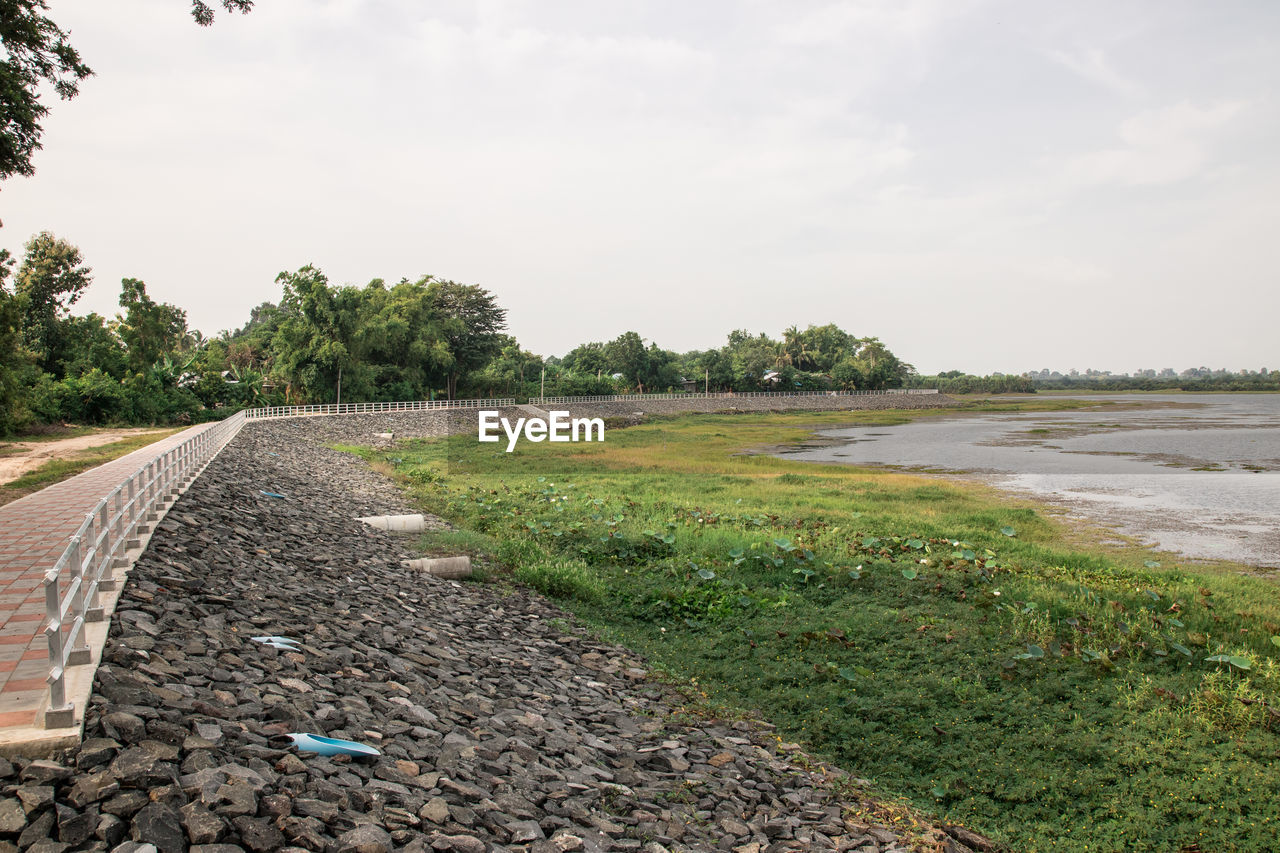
[1,428,184,506]
[366,404,1280,852]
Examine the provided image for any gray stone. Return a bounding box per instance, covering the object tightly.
[336,824,394,853]
[130,803,184,853]
[180,802,225,845]
[431,835,487,853]
[419,797,451,824]
[0,798,26,833]
[230,816,285,853]
[20,760,74,785]
[16,785,55,814]
[67,771,120,808]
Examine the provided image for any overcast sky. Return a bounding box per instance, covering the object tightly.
[3,0,1277,374]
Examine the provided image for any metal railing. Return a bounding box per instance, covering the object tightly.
[42,412,246,728]
[244,398,516,419]
[530,389,939,405]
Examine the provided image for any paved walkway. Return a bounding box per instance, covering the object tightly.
[0,425,215,730]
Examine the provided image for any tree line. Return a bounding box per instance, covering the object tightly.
[0,233,915,436]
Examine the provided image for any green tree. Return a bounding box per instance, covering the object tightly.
[724,329,781,390]
[854,336,913,389]
[427,279,507,399]
[0,1,93,182]
[116,278,188,371]
[0,249,27,434]
[831,356,865,391]
[13,231,92,374]
[190,1,253,26]
[604,331,650,392]
[561,341,608,377]
[271,265,365,403]
[59,313,126,379]
[355,278,452,400]
[1,1,251,183]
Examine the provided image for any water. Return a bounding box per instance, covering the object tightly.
[780,394,1280,569]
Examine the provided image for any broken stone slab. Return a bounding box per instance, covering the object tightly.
[402,556,472,579]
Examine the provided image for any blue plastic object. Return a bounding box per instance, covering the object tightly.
[287,733,381,757]
[260,490,286,499]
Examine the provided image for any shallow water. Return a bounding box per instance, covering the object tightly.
[781,394,1280,568]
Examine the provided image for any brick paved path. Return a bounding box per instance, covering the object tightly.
[0,424,219,729]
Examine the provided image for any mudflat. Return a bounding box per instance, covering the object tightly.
[783,393,1280,568]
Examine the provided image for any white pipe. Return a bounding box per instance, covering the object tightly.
[357,514,428,533]
[403,556,472,579]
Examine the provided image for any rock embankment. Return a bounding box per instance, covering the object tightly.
[244,393,954,447]
[3,418,990,853]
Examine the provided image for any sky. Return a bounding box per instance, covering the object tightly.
[3,0,1278,375]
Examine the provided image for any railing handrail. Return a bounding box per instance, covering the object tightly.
[243,398,516,419]
[529,389,939,405]
[41,411,247,729]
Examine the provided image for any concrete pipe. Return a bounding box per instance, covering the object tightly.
[403,555,472,579]
[357,514,428,532]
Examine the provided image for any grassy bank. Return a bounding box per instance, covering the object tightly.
[1,428,184,506]
[366,402,1280,852]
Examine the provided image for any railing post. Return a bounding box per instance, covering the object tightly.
[67,537,90,664]
[43,556,74,728]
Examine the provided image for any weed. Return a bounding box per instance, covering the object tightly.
[514,559,606,603]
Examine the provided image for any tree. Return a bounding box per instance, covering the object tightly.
[853,336,913,389]
[604,331,650,392]
[0,1,252,183]
[427,279,507,399]
[13,231,91,373]
[561,341,608,377]
[116,278,188,371]
[271,265,365,402]
[0,249,27,434]
[0,1,93,181]
[723,330,779,390]
[190,1,253,27]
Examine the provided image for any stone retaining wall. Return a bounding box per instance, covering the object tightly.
[243,393,955,447]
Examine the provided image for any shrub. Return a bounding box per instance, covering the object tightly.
[514,560,605,603]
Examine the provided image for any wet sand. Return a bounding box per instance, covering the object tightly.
[776,394,1280,569]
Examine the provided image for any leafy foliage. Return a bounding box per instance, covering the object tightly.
[0,0,93,180]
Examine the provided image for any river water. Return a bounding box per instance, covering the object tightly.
[780,394,1280,569]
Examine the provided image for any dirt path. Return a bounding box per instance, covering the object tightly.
[0,429,169,485]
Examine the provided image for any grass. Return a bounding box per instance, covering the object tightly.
[364,402,1280,853]
[1,428,185,506]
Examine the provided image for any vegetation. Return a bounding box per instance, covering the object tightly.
[1031,371,1279,393]
[909,372,1036,395]
[0,232,916,436]
[0,2,252,182]
[0,427,183,506]
[908,369,1280,395]
[372,403,1280,853]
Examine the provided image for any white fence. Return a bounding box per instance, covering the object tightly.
[531,389,939,405]
[244,398,516,419]
[42,412,246,728]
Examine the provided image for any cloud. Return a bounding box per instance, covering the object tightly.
[1063,101,1245,188]
[1046,47,1144,98]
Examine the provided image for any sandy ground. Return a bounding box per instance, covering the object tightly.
[0,429,168,485]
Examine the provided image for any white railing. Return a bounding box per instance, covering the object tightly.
[531,389,939,405]
[244,398,516,419]
[42,412,246,729]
